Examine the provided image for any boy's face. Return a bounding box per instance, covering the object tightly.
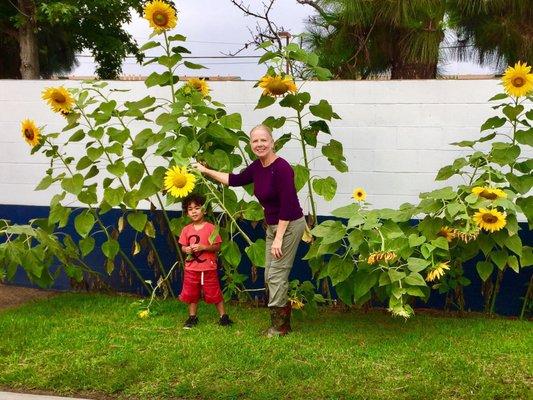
[187,202,205,222]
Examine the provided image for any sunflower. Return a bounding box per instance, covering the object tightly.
[186,78,210,97]
[289,298,305,310]
[164,166,196,198]
[437,227,455,242]
[472,186,507,200]
[41,86,75,114]
[138,309,150,319]
[143,0,177,32]
[451,228,480,243]
[473,208,507,233]
[258,74,297,97]
[352,187,366,202]
[367,251,397,265]
[21,119,41,147]
[502,61,533,98]
[426,262,450,282]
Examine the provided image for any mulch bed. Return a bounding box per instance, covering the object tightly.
[0,283,57,310]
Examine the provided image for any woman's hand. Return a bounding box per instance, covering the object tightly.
[191,162,207,174]
[271,237,283,259]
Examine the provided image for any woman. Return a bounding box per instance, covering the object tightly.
[193,124,306,337]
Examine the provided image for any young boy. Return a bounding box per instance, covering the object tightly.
[178,193,233,329]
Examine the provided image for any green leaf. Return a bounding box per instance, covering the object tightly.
[74,211,95,238]
[327,255,354,286]
[491,249,508,270]
[502,104,524,121]
[219,113,242,130]
[79,236,95,257]
[76,156,93,171]
[353,270,379,302]
[144,221,156,238]
[508,255,519,273]
[245,239,266,267]
[404,272,427,286]
[490,143,520,166]
[476,261,493,282]
[322,139,348,172]
[293,164,310,192]
[139,41,159,51]
[347,230,364,251]
[332,203,360,219]
[311,220,346,244]
[87,147,104,161]
[431,237,449,251]
[427,186,457,200]
[168,33,187,41]
[184,61,206,69]
[488,93,508,101]
[61,174,84,195]
[309,99,334,120]
[49,203,71,227]
[480,116,506,131]
[312,176,337,201]
[408,234,426,248]
[262,116,286,129]
[388,269,406,283]
[506,173,533,194]
[35,175,54,191]
[515,128,533,146]
[407,257,430,272]
[222,241,241,267]
[279,92,311,112]
[102,239,119,259]
[126,161,145,187]
[520,246,533,267]
[206,123,238,145]
[255,94,276,109]
[504,234,522,257]
[127,212,148,232]
[103,187,125,207]
[125,96,156,110]
[106,161,125,177]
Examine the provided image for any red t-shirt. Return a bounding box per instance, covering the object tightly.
[178,222,222,271]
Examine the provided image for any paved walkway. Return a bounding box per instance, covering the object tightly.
[0,393,88,400]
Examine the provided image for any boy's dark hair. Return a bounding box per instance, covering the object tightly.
[182,193,206,213]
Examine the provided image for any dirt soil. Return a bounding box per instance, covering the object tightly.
[0,283,57,310]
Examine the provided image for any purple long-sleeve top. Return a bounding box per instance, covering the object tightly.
[228,157,303,225]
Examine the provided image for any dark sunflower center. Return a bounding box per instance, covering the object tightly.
[482,214,498,224]
[357,191,363,197]
[53,92,66,103]
[512,76,525,87]
[480,191,498,200]
[172,174,187,188]
[153,12,168,26]
[268,81,288,95]
[24,129,34,140]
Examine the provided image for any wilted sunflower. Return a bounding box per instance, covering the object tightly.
[451,228,479,244]
[186,78,210,97]
[143,0,177,32]
[502,61,533,98]
[367,251,397,265]
[258,74,297,97]
[289,298,305,310]
[164,166,196,198]
[473,208,507,233]
[20,119,41,147]
[426,262,450,282]
[472,186,507,200]
[437,227,455,242]
[41,86,75,114]
[352,187,366,202]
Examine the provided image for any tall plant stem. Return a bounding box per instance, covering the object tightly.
[296,109,317,226]
[147,237,175,298]
[520,274,532,320]
[163,31,176,102]
[489,269,504,315]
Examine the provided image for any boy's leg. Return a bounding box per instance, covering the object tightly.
[215,301,225,316]
[203,270,233,326]
[189,302,198,316]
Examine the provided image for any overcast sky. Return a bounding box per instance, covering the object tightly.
[72,0,494,80]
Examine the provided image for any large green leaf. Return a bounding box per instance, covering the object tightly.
[311,220,346,244]
[222,241,241,267]
[490,143,520,166]
[404,272,426,286]
[102,239,119,259]
[312,176,337,201]
[309,99,334,120]
[327,255,354,285]
[103,187,125,207]
[476,261,493,281]
[74,211,95,238]
[126,161,145,187]
[353,270,379,302]
[61,174,84,195]
[219,113,242,130]
[293,164,310,192]
[127,212,148,232]
[332,203,360,219]
[245,239,266,267]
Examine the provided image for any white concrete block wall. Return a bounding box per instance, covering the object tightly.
[0,79,530,215]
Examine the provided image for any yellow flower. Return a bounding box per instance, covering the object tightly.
[472,186,507,201]
[367,251,397,265]
[437,227,455,242]
[186,78,210,97]
[473,208,507,233]
[138,309,150,319]
[143,0,177,32]
[41,86,75,114]
[352,187,366,202]
[21,119,41,147]
[164,166,196,198]
[258,74,297,97]
[502,61,533,98]
[289,298,305,310]
[426,262,450,282]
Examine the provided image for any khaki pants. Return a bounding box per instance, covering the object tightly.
[264,217,306,307]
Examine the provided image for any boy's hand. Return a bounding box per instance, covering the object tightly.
[190,243,204,252]
[183,246,193,254]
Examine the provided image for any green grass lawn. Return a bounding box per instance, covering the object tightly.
[0,293,531,400]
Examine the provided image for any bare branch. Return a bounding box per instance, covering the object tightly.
[295,0,330,21]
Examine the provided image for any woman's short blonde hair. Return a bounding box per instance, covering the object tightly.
[249,124,273,139]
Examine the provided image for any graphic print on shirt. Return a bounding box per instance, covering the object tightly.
[187,234,206,264]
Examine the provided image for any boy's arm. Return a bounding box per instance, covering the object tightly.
[192,243,220,252]
[181,245,192,254]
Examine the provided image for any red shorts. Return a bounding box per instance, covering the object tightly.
[179,269,223,304]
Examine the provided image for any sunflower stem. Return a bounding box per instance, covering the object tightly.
[296,109,317,227]
[520,273,532,320]
[163,31,177,103]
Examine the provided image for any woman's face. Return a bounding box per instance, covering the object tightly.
[250,128,274,159]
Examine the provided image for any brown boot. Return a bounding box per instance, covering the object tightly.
[279,303,292,334]
[265,305,291,338]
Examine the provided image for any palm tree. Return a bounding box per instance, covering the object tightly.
[302,0,446,79]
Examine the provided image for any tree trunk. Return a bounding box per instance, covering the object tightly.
[18,0,39,79]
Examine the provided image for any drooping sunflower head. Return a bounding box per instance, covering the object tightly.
[352,187,366,202]
[367,251,397,265]
[472,186,507,201]
[437,226,455,242]
[143,0,177,32]
[164,166,196,198]
[502,61,533,98]
[186,78,210,97]
[41,86,75,114]
[20,119,41,147]
[289,298,305,310]
[426,261,450,282]
[258,74,297,97]
[473,208,507,233]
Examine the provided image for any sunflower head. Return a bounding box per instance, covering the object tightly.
[21,119,41,147]
[185,78,210,97]
[502,61,533,98]
[367,251,397,265]
[164,166,196,198]
[289,298,305,310]
[426,261,450,282]
[472,186,507,201]
[41,86,75,114]
[138,309,150,319]
[473,208,507,233]
[352,187,366,202]
[437,227,455,242]
[143,0,177,32]
[258,74,297,97]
